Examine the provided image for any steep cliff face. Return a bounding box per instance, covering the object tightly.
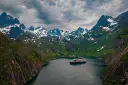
[102,49,128,85]
[0,32,44,85]
[7,58,43,85]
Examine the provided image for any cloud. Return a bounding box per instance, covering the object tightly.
[98,0,124,16]
[23,0,55,24]
[0,0,23,16]
[0,0,127,30]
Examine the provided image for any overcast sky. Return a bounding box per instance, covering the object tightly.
[0,0,128,30]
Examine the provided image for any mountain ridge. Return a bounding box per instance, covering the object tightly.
[0,12,87,40]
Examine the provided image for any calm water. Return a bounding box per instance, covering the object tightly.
[30,58,104,85]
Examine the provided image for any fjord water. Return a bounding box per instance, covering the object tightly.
[29,58,104,85]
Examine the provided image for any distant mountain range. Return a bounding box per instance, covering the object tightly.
[0,12,88,40]
[0,11,128,42]
[27,26,88,40]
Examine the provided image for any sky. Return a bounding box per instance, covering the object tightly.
[0,0,128,31]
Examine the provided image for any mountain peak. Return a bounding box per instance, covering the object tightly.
[92,15,114,30]
[98,15,113,23]
[77,27,84,33]
[1,12,7,16]
[14,18,20,24]
[28,26,35,31]
[48,28,62,37]
[100,15,112,18]
[0,12,20,27]
[20,24,26,29]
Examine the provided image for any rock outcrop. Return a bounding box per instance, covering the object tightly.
[7,58,43,85]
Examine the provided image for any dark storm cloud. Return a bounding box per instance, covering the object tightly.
[23,0,53,24]
[0,0,22,17]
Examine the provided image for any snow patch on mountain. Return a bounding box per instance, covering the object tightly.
[0,24,21,34]
[107,18,117,26]
[34,27,47,37]
[97,46,105,51]
[27,26,48,38]
[88,37,95,41]
[102,27,110,31]
[110,22,117,26]
[48,29,62,37]
[107,18,114,23]
[0,27,10,34]
[93,41,98,44]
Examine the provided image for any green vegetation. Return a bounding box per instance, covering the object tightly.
[101,27,128,85]
[0,32,57,85]
[1,26,128,85]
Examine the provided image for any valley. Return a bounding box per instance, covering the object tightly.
[0,11,128,85]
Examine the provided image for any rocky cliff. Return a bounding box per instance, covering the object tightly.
[7,58,43,85]
[0,32,45,85]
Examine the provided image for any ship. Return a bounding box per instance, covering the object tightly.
[69,58,86,65]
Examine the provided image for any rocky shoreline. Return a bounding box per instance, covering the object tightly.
[25,63,48,85]
[5,57,49,85]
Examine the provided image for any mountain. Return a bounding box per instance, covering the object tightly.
[74,11,128,85]
[101,11,128,85]
[47,28,63,37]
[28,26,35,31]
[115,11,128,28]
[27,26,47,38]
[0,12,88,41]
[0,11,127,44]
[0,12,26,39]
[26,26,88,41]
[70,27,87,38]
[92,15,117,31]
[92,11,128,33]
[0,12,20,27]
